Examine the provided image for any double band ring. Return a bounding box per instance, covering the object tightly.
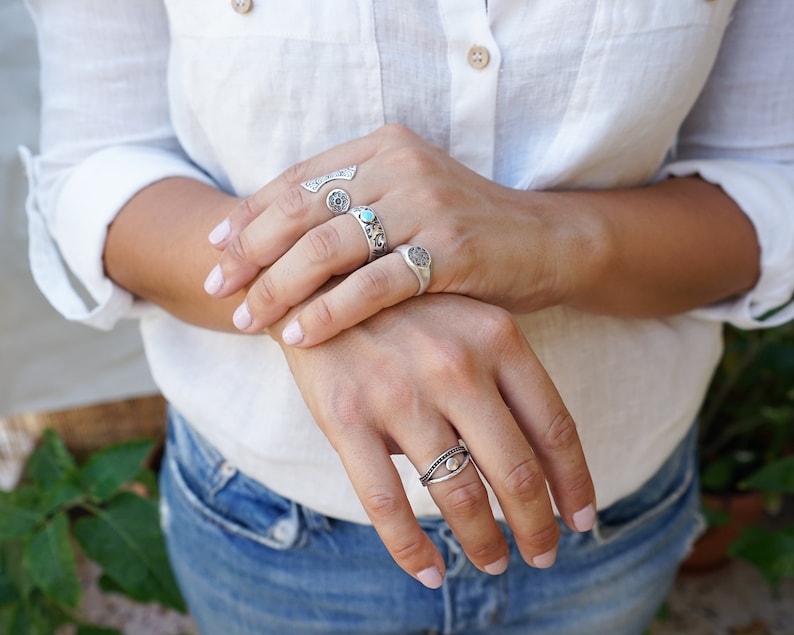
[419,445,471,486]
[394,245,432,296]
[347,206,388,262]
[300,165,357,193]
[326,188,351,214]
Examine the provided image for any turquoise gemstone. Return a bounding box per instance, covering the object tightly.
[361,210,374,222]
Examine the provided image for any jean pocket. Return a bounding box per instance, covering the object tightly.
[592,430,700,546]
[164,421,307,551]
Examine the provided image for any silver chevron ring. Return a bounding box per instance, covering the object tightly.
[394,244,432,296]
[300,165,357,193]
[347,206,388,262]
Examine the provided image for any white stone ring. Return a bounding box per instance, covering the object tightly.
[347,206,388,262]
[419,445,471,486]
[394,245,432,296]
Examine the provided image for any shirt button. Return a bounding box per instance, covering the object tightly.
[467,45,490,70]
[231,0,252,14]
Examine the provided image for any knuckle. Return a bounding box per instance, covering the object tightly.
[249,273,278,306]
[353,265,393,301]
[277,186,308,220]
[378,123,414,145]
[441,480,487,519]
[542,409,579,451]
[238,196,259,224]
[305,224,342,263]
[282,160,311,186]
[308,296,335,328]
[502,458,546,500]
[362,487,402,522]
[524,522,560,551]
[225,233,253,265]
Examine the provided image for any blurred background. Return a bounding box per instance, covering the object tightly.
[0,0,160,488]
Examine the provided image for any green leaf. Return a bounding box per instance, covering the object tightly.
[72,493,185,611]
[24,512,81,609]
[75,625,123,635]
[79,440,155,502]
[742,456,794,495]
[23,430,77,489]
[730,525,794,587]
[0,490,45,539]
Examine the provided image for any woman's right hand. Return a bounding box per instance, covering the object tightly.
[275,292,596,588]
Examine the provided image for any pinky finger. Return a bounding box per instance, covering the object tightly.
[281,252,423,347]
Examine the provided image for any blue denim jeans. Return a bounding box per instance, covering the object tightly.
[160,407,703,635]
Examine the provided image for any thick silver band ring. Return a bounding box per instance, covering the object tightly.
[347,206,387,262]
[419,445,471,486]
[394,245,432,296]
[300,165,357,193]
[326,188,351,214]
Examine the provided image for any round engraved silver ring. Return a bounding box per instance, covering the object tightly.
[394,245,432,296]
[419,445,471,486]
[325,188,351,215]
[347,206,387,262]
[300,165,357,193]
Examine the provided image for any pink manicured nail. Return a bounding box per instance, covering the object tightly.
[208,218,231,245]
[572,503,596,533]
[483,555,508,575]
[281,319,304,346]
[203,265,224,295]
[416,566,443,589]
[232,301,252,330]
[532,547,557,569]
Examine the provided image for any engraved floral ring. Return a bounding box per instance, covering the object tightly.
[347,206,388,262]
[394,245,432,296]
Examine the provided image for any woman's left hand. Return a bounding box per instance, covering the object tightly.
[204,124,577,345]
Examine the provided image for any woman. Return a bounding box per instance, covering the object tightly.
[24,1,794,633]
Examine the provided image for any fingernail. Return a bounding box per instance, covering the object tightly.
[483,555,508,576]
[203,265,224,295]
[416,566,443,589]
[233,301,252,330]
[532,547,557,569]
[281,319,304,346]
[572,503,596,533]
[208,218,231,245]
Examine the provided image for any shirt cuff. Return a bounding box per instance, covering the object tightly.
[21,144,217,331]
[659,158,794,329]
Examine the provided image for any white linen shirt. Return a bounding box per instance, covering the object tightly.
[23,0,794,523]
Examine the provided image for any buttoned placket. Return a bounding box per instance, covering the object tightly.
[437,0,501,180]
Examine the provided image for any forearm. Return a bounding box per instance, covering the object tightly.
[104,177,244,331]
[518,176,761,318]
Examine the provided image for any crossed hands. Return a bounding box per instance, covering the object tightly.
[203,125,596,588]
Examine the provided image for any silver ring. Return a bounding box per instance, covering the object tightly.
[419,446,471,486]
[300,165,357,193]
[326,188,351,215]
[347,206,387,262]
[394,245,432,296]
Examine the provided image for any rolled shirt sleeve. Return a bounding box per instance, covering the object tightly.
[22,0,217,330]
[659,0,794,329]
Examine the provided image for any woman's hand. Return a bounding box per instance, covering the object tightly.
[204,124,582,345]
[275,292,596,588]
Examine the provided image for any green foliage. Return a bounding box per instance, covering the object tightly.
[0,429,184,635]
[698,320,794,586]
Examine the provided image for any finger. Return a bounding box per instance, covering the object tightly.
[404,423,510,576]
[280,252,427,346]
[206,132,383,251]
[444,383,562,569]
[497,336,597,535]
[333,429,447,589]
[231,213,383,331]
